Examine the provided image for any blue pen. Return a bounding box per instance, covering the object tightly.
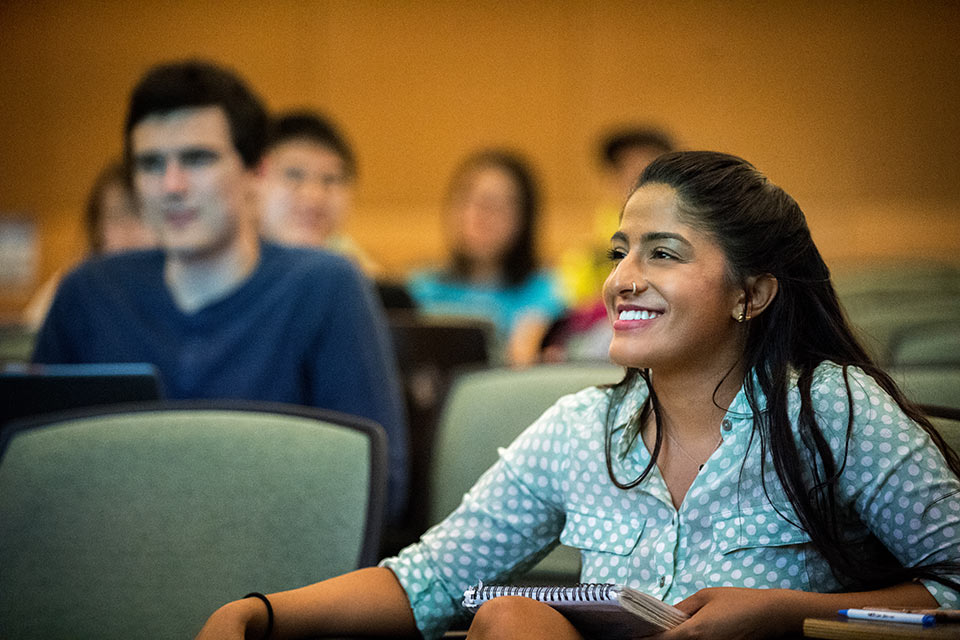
[838,608,936,626]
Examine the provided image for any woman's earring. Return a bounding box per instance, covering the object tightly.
[737,306,746,323]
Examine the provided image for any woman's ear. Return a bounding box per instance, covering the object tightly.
[743,273,778,320]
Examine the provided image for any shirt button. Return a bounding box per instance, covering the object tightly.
[721,419,732,431]
[658,576,666,588]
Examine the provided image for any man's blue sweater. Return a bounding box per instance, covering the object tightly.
[33,242,408,520]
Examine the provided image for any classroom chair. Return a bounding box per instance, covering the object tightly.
[890,365,960,411]
[831,260,960,300]
[923,404,960,454]
[384,311,493,552]
[889,320,960,368]
[0,400,386,640]
[0,323,35,365]
[845,295,960,366]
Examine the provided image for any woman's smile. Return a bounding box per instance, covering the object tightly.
[613,305,664,329]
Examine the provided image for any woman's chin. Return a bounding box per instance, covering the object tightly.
[608,348,650,370]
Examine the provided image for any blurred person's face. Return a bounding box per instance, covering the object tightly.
[131,105,254,260]
[257,140,351,247]
[448,165,522,270]
[96,181,157,253]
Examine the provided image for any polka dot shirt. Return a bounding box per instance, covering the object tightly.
[381,362,960,639]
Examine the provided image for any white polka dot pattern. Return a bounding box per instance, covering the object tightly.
[381,362,960,639]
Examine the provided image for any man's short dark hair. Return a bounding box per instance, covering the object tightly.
[266,110,357,180]
[598,127,675,168]
[124,59,268,170]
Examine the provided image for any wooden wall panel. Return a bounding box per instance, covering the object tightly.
[1,0,958,319]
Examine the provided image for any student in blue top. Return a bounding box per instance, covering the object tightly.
[196,151,960,640]
[32,60,409,523]
[407,150,566,366]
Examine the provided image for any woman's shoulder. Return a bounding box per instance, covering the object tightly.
[805,361,891,403]
[512,268,561,293]
[524,383,617,438]
[507,269,566,316]
[555,382,616,412]
[802,361,921,437]
[407,268,461,294]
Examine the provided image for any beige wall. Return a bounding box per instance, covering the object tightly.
[2,0,959,318]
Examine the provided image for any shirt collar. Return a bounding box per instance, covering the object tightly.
[612,368,773,459]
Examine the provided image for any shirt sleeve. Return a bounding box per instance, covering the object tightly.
[825,366,960,607]
[380,399,573,639]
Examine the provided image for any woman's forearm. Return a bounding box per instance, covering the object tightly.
[791,581,937,616]
[777,580,940,629]
[196,567,419,639]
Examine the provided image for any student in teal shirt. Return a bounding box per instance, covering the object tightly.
[198,152,960,640]
[407,150,566,366]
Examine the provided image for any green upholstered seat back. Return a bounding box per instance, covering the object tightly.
[929,413,960,454]
[891,366,960,411]
[0,405,382,639]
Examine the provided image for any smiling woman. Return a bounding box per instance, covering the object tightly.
[195,151,960,640]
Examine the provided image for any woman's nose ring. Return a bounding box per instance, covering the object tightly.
[631,282,637,295]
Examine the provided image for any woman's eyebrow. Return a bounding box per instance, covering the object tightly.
[641,231,692,247]
[610,230,692,247]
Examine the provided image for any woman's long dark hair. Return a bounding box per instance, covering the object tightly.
[603,151,960,592]
[445,149,539,287]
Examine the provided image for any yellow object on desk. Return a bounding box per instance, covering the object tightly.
[803,617,960,639]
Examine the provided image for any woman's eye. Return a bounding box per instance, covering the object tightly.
[651,248,676,260]
[606,248,627,262]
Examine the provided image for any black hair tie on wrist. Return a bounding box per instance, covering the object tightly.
[243,592,274,640]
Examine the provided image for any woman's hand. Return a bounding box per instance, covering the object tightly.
[652,581,939,639]
[506,314,551,367]
[652,587,800,640]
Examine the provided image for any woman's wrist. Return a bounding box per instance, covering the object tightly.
[242,593,274,640]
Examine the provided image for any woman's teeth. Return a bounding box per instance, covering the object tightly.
[619,309,661,321]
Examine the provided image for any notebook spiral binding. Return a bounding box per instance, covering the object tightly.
[468,581,617,603]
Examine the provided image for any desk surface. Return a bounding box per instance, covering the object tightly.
[804,617,960,639]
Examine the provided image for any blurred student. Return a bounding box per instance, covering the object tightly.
[406,150,565,366]
[257,110,379,275]
[21,159,157,330]
[85,159,158,254]
[545,127,675,362]
[32,59,408,521]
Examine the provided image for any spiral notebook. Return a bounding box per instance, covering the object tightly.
[462,582,688,639]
